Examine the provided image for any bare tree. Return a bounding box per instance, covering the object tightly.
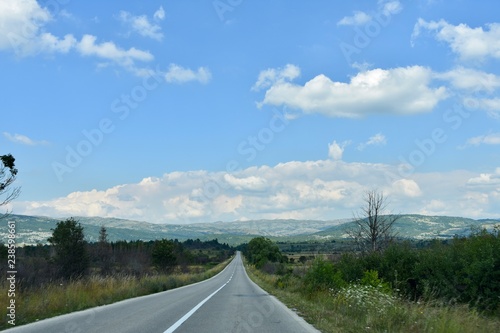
[348,190,399,253]
[1,154,21,216]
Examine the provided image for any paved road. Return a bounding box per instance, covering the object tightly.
[5,252,320,333]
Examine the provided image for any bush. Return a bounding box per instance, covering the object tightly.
[303,257,346,293]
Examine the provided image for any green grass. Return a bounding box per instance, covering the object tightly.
[1,258,232,329]
[245,262,500,333]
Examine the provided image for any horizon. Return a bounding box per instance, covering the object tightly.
[1,1,499,223]
[7,212,500,227]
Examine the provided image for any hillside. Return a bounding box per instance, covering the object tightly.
[1,214,498,246]
[310,214,500,240]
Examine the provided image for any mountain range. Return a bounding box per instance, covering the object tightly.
[1,214,498,246]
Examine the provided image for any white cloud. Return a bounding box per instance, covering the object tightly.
[436,67,500,93]
[357,133,387,150]
[76,34,154,67]
[224,174,268,191]
[328,140,349,161]
[412,19,500,61]
[467,168,500,187]
[464,97,500,119]
[337,1,401,26]
[462,133,500,148]
[252,64,300,91]
[164,64,212,84]
[337,11,372,26]
[0,0,51,53]
[391,179,422,197]
[154,6,165,21]
[3,132,48,146]
[14,158,500,222]
[256,65,448,118]
[118,10,164,41]
[380,0,403,16]
[0,0,156,75]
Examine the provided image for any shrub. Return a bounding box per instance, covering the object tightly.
[303,257,346,293]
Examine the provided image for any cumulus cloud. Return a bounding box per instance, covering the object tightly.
[14,158,499,222]
[164,64,212,84]
[0,0,156,75]
[357,133,387,151]
[118,8,164,41]
[467,170,500,186]
[252,64,301,92]
[436,67,500,92]
[224,174,268,191]
[3,132,49,146]
[412,19,500,61]
[0,0,51,53]
[328,140,350,161]
[256,65,448,118]
[391,179,422,197]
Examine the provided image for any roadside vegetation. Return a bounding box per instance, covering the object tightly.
[243,230,500,333]
[0,218,234,329]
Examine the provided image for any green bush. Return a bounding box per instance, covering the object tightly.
[303,257,346,293]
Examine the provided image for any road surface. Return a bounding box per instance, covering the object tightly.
[5,252,320,333]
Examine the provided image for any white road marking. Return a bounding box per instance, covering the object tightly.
[164,269,235,333]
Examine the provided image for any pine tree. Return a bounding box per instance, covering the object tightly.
[48,218,89,279]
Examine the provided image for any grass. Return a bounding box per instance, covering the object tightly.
[1,258,232,329]
[244,262,500,333]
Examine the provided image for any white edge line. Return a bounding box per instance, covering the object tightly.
[164,269,235,333]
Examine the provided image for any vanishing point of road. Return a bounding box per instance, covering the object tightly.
[5,252,320,333]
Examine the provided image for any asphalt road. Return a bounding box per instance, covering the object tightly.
[5,252,320,333]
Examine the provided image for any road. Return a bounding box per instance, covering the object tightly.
[5,252,320,333]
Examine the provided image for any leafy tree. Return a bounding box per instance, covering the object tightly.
[246,237,283,269]
[348,190,400,252]
[48,218,89,279]
[151,239,177,272]
[0,154,20,215]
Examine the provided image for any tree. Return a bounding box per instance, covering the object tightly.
[97,225,112,275]
[246,237,283,269]
[48,218,89,279]
[151,239,177,272]
[348,190,400,253]
[0,154,20,215]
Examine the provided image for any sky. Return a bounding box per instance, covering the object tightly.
[1,0,499,224]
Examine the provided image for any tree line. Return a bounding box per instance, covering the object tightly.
[0,218,233,288]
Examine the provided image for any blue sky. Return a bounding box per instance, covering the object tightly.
[1,0,499,223]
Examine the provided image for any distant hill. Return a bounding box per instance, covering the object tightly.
[1,214,498,246]
[0,215,348,245]
[310,214,500,240]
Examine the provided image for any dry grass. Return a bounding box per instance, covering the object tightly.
[1,259,232,329]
